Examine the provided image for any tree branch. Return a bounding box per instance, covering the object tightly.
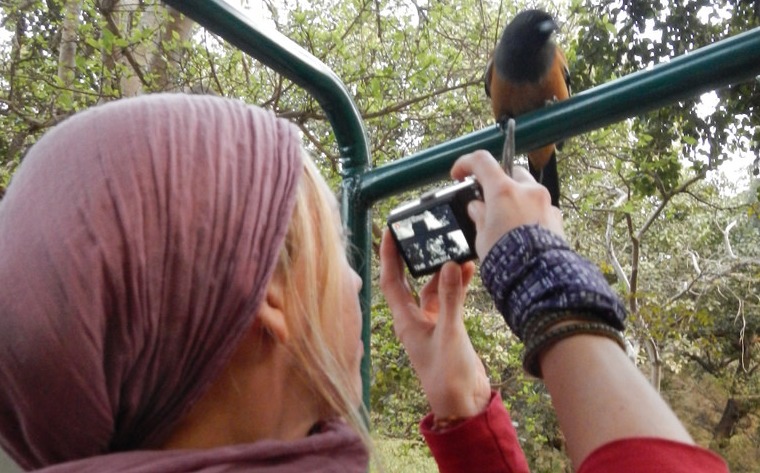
[605,188,631,291]
[295,122,339,171]
[717,219,738,259]
[636,170,706,241]
[99,8,150,88]
[362,78,481,120]
[203,32,224,95]
[278,78,481,124]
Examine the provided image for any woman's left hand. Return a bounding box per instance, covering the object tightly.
[379,229,491,421]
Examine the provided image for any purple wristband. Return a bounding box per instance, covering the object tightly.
[480,225,627,340]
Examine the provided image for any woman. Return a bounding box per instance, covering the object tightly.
[380,151,730,472]
[0,93,728,472]
[0,94,370,471]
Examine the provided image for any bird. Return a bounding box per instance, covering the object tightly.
[484,9,570,207]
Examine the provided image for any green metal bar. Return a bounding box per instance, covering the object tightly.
[162,0,370,170]
[340,179,373,412]
[160,0,760,417]
[163,0,374,409]
[359,26,760,205]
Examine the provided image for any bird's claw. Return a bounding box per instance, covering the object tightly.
[544,95,559,107]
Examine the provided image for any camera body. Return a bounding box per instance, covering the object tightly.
[387,177,482,278]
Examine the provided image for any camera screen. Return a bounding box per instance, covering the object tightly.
[389,202,473,275]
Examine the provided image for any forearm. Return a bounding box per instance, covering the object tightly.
[421,392,530,473]
[540,334,693,469]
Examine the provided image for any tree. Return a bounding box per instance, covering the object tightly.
[1,0,758,469]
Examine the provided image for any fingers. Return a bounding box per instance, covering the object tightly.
[467,200,484,228]
[438,262,464,318]
[451,150,568,257]
[379,228,402,283]
[450,150,506,190]
[379,229,414,312]
[510,165,536,184]
[461,261,476,289]
[451,149,537,182]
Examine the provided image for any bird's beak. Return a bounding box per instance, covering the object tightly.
[538,20,557,35]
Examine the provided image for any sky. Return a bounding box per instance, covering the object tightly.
[0,1,754,192]
[227,0,754,191]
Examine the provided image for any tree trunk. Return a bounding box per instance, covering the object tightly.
[149,6,195,91]
[712,338,758,448]
[120,0,155,97]
[118,2,194,96]
[712,397,749,447]
[642,336,662,391]
[97,0,121,102]
[57,0,82,86]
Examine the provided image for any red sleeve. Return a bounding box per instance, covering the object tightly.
[578,437,729,473]
[421,391,530,473]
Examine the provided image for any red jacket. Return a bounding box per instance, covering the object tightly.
[422,392,728,473]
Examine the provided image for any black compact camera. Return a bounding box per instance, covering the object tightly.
[387,177,483,278]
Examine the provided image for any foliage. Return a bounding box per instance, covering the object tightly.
[373,438,436,472]
[1,0,759,470]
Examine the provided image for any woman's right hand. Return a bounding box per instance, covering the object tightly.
[450,150,565,258]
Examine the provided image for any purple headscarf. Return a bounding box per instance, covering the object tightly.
[0,94,367,472]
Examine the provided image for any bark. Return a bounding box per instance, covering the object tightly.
[57,0,82,87]
[149,6,195,91]
[712,333,759,447]
[119,2,194,96]
[712,397,752,447]
[605,189,630,290]
[625,212,663,390]
[120,0,157,97]
[97,0,121,102]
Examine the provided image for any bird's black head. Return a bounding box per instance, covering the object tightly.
[494,9,559,83]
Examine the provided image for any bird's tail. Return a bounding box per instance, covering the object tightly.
[528,149,560,208]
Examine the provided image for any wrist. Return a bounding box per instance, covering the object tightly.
[480,225,627,343]
[429,391,495,432]
[522,315,627,378]
[539,333,630,376]
[430,415,469,432]
[428,383,491,423]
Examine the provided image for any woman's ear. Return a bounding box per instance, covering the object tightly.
[256,273,290,343]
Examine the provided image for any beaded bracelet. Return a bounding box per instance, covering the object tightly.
[521,311,604,344]
[522,320,627,378]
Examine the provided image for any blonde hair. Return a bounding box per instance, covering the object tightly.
[272,154,374,455]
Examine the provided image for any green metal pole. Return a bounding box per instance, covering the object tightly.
[163,0,374,410]
[160,0,760,418]
[359,26,760,205]
[162,0,369,168]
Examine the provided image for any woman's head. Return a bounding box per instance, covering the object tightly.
[272,155,364,415]
[0,94,365,469]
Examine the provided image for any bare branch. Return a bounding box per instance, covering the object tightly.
[717,219,738,259]
[688,249,701,275]
[294,122,339,172]
[363,79,481,120]
[734,298,748,372]
[605,188,631,291]
[278,79,482,124]
[636,170,706,240]
[203,32,224,95]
